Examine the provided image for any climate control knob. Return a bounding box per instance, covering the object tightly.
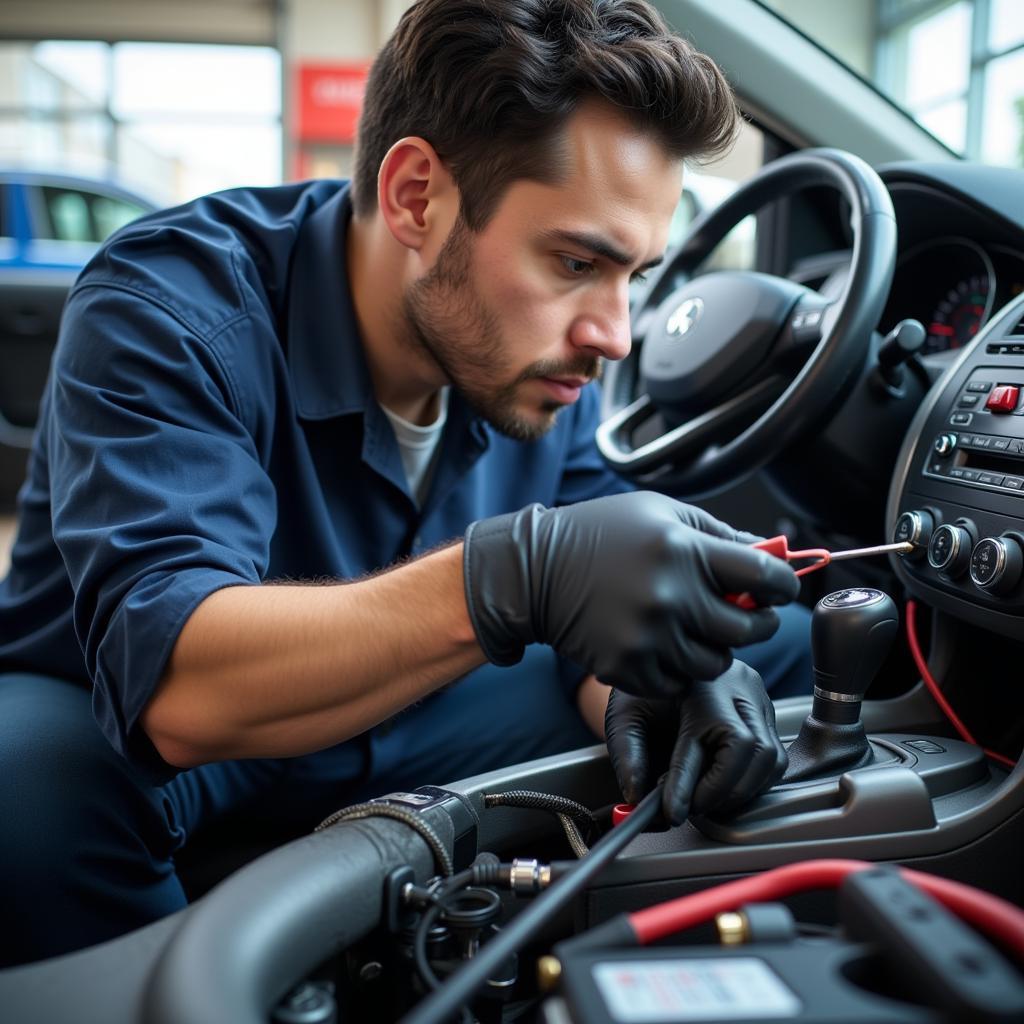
[927,523,974,577]
[893,509,934,558]
[969,536,1024,594]
[933,433,957,457]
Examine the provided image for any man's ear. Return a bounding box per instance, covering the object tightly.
[377,137,457,253]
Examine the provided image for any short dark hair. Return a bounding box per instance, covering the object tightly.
[352,0,739,229]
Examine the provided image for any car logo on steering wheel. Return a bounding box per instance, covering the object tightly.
[666,297,704,337]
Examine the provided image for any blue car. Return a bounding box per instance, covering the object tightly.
[0,170,155,504]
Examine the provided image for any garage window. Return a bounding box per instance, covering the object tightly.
[0,41,282,205]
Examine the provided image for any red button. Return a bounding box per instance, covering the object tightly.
[986,385,1020,413]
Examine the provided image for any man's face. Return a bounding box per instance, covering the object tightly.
[402,103,683,440]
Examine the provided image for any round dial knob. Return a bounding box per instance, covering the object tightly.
[927,523,974,577]
[933,433,957,457]
[969,536,1024,594]
[893,509,934,557]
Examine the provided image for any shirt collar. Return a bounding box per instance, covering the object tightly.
[286,183,372,420]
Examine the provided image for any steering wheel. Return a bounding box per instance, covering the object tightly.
[597,148,897,497]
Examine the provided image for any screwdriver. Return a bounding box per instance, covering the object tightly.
[727,536,915,609]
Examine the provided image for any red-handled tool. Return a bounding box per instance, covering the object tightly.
[727,536,914,609]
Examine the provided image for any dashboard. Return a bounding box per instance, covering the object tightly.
[878,164,1024,358]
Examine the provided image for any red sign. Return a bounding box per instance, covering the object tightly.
[295,63,370,143]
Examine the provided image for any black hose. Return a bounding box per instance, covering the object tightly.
[399,786,663,1024]
[315,802,454,876]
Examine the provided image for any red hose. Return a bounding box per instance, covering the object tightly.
[628,858,1024,962]
[905,601,1016,768]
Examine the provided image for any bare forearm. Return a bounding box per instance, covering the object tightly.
[143,543,484,766]
[577,674,611,738]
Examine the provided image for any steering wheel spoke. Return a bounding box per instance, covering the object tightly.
[597,375,787,477]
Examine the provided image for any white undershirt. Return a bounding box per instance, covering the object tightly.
[380,387,450,507]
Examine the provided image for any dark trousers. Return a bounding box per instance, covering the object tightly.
[0,604,811,966]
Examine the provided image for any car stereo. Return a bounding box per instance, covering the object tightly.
[889,290,1024,639]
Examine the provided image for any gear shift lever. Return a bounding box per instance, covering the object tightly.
[783,588,899,782]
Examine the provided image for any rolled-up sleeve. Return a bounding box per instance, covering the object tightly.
[49,283,277,780]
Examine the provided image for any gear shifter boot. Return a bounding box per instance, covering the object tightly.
[783,589,898,783]
[784,714,873,781]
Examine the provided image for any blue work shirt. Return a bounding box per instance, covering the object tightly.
[0,181,630,785]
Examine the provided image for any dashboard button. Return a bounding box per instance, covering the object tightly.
[928,524,973,576]
[948,468,965,478]
[1004,477,1024,490]
[958,394,980,407]
[903,739,946,754]
[961,469,980,481]
[966,381,993,393]
[978,473,1005,486]
[993,438,1011,450]
[893,510,933,554]
[950,412,973,426]
[970,536,1024,594]
[986,385,1020,413]
[971,435,991,448]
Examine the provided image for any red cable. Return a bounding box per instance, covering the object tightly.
[905,600,1016,769]
[628,858,1024,962]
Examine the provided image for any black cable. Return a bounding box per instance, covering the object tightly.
[411,871,478,1024]
[399,785,663,1024]
[556,814,590,858]
[483,790,598,836]
[413,901,446,991]
[411,869,476,993]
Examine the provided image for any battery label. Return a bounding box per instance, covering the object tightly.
[592,957,801,1021]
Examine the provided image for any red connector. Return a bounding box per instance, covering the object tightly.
[626,858,1024,962]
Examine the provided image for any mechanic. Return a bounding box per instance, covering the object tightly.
[0,0,810,966]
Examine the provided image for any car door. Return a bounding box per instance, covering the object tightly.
[0,179,150,505]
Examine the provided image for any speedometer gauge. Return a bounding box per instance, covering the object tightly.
[884,237,997,355]
[926,274,992,353]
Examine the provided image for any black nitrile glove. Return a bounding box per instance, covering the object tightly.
[604,660,788,824]
[463,491,799,699]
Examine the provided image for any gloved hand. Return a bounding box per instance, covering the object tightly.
[604,660,788,824]
[463,491,798,698]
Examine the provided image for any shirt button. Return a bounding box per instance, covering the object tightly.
[413,534,423,547]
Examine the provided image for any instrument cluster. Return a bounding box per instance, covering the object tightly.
[882,237,1024,355]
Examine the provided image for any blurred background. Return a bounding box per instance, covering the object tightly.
[0,0,1021,573]
[0,0,1020,206]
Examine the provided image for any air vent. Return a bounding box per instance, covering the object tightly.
[1009,312,1024,338]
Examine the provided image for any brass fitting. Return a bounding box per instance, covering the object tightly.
[536,955,562,992]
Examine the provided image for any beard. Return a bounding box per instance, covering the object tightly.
[400,217,600,442]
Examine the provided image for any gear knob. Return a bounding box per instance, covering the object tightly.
[812,588,899,701]
[784,588,899,782]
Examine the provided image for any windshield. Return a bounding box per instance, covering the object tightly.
[758,0,1024,168]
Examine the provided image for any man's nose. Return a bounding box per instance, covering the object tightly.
[571,292,632,362]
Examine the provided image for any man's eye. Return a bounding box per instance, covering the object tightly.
[560,255,594,276]
[630,271,648,285]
